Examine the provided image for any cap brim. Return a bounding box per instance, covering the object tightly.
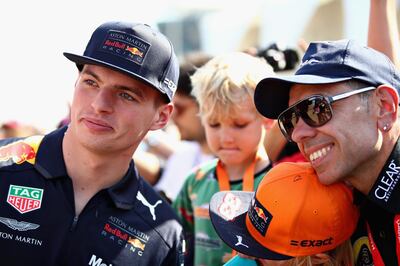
[209,191,292,260]
[63,52,168,98]
[254,75,352,119]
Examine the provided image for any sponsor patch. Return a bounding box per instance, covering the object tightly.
[290,237,333,247]
[234,235,249,248]
[0,136,43,165]
[136,191,162,221]
[0,230,43,246]
[0,216,40,231]
[372,159,400,203]
[353,236,373,266]
[88,254,112,266]
[101,216,150,257]
[248,198,272,236]
[217,192,241,221]
[7,185,44,214]
[99,30,150,65]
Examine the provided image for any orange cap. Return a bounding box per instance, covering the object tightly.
[209,162,359,259]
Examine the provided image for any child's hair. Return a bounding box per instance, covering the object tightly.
[287,240,353,266]
[190,52,274,120]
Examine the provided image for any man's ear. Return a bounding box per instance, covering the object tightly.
[375,84,399,131]
[150,103,174,131]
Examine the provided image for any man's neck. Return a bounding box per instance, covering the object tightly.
[62,129,133,215]
[349,132,399,195]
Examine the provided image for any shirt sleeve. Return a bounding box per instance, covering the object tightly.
[172,172,197,266]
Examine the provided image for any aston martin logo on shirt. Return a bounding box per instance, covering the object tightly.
[0,217,40,231]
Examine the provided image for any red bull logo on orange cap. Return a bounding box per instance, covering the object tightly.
[0,136,43,165]
[254,206,267,223]
[248,198,272,236]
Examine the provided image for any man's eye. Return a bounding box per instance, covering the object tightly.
[84,79,96,86]
[120,92,135,101]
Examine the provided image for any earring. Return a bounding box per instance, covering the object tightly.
[383,124,389,131]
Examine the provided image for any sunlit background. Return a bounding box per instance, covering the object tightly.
[0,0,397,133]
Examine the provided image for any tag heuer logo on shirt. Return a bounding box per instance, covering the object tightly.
[7,185,44,214]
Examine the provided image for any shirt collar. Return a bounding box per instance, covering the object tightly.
[35,126,140,210]
[367,138,400,213]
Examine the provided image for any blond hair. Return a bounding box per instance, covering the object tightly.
[190,52,274,120]
[286,240,354,266]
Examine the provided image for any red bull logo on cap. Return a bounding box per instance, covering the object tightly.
[101,30,150,65]
[248,198,272,236]
[126,46,144,57]
[254,206,267,223]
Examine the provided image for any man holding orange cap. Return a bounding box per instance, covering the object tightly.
[210,162,359,264]
[254,39,400,264]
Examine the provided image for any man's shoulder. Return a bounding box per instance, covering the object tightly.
[0,135,45,170]
[133,179,183,243]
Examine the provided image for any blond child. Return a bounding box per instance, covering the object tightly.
[172,52,275,265]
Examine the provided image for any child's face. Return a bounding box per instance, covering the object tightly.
[202,101,264,166]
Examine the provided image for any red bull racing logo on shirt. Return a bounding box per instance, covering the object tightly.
[0,141,35,165]
[7,185,44,214]
[0,135,43,165]
[101,216,150,257]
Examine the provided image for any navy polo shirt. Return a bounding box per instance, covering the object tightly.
[352,138,400,265]
[0,127,184,266]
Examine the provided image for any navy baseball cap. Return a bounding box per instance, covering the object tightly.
[64,21,179,102]
[254,39,400,119]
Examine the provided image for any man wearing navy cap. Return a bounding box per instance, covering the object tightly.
[254,39,400,265]
[0,21,184,265]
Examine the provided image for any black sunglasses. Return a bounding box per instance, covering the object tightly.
[278,86,376,142]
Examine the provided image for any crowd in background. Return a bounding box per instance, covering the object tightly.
[0,0,399,265]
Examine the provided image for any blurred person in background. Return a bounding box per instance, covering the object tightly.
[368,0,400,69]
[134,52,215,197]
[0,120,43,139]
[245,41,307,164]
[153,52,215,202]
[173,52,275,265]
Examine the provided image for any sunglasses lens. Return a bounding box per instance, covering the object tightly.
[278,109,298,141]
[300,96,332,126]
[278,96,333,141]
